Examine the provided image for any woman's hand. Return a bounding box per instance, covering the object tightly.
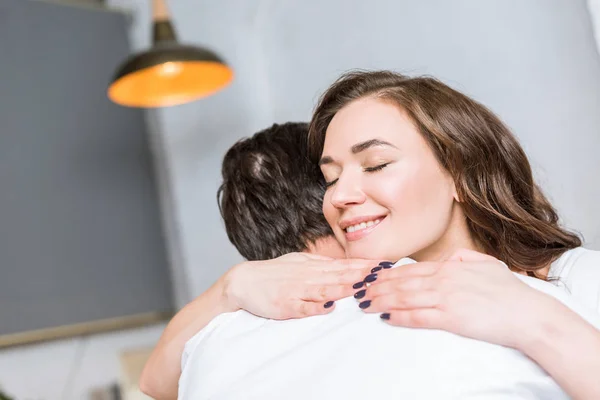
[224,252,378,320]
[357,248,547,349]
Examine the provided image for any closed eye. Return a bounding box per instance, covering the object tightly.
[364,163,390,173]
[325,179,338,189]
[325,163,389,189]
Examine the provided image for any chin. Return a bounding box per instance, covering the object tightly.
[345,242,403,262]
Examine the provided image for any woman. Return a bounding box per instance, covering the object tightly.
[309,70,600,399]
[141,71,600,400]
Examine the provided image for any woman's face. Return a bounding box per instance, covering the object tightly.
[320,97,472,262]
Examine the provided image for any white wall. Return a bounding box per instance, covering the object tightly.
[110,0,600,307]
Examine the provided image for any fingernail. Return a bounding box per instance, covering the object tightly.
[379,261,394,269]
[324,301,334,309]
[352,281,364,289]
[371,266,382,273]
[354,289,366,299]
[359,300,372,309]
[380,313,390,320]
[364,273,378,283]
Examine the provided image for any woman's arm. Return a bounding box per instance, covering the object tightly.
[361,248,600,400]
[139,254,373,400]
[518,296,600,400]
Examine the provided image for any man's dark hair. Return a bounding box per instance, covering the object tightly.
[217,122,333,260]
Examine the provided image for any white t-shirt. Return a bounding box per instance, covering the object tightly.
[547,247,600,313]
[179,248,600,400]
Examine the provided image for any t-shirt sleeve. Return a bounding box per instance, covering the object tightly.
[564,249,600,315]
[516,272,600,331]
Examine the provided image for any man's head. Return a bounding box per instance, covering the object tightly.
[218,122,343,260]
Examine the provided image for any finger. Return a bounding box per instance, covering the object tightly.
[302,259,376,275]
[326,258,382,271]
[447,248,497,262]
[301,283,356,302]
[307,267,373,286]
[359,290,441,313]
[361,276,433,299]
[364,262,442,284]
[291,300,336,318]
[380,308,446,330]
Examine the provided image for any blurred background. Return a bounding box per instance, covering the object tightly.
[1,0,600,398]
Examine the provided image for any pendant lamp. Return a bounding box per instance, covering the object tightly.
[108,0,233,108]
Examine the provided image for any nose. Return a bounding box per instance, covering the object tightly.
[329,172,366,209]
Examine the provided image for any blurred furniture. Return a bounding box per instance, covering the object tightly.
[120,348,154,400]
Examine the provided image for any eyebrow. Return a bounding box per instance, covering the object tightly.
[319,139,398,166]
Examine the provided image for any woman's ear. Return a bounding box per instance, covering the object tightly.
[451,181,461,203]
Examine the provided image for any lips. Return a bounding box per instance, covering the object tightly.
[340,214,387,231]
[342,215,387,242]
[345,218,382,233]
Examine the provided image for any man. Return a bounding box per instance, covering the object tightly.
[142,123,600,400]
[140,122,370,399]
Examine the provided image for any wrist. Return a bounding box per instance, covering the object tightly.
[219,262,245,313]
[513,294,569,357]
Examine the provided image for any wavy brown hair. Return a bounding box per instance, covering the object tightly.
[308,70,581,276]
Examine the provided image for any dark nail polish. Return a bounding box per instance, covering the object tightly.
[354,289,366,299]
[364,273,378,283]
[380,313,390,320]
[352,281,364,289]
[371,266,382,273]
[324,301,334,309]
[359,300,372,309]
[379,261,394,269]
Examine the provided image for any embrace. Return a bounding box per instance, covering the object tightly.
[141,71,600,400]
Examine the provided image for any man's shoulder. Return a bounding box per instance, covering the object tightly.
[551,247,600,314]
[181,310,255,369]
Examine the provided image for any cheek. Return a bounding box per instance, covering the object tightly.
[409,172,454,231]
[322,191,338,231]
[368,164,455,256]
[364,166,421,211]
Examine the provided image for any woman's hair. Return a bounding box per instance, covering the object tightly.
[308,70,581,275]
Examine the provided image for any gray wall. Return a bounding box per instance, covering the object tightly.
[110,0,600,306]
[0,0,173,336]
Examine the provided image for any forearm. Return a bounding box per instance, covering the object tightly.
[519,297,600,400]
[139,272,240,400]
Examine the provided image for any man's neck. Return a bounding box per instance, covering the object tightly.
[306,236,345,259]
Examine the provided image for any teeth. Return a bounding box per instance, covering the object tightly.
[344,218,382,233]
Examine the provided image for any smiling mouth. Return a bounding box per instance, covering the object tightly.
[344,217,384,234]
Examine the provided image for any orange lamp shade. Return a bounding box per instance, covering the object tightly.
[108,45,234,108]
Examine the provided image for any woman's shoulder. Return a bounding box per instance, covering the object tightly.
[550,247,600,313]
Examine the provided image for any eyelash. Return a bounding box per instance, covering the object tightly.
[364,163,389,173]
[324,163,390,188]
